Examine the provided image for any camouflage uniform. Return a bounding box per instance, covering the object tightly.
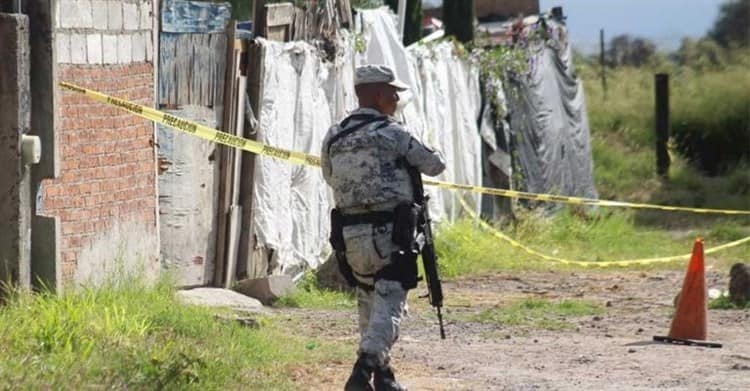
[321,107,445,368]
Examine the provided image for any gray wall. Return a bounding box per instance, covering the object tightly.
[0,13,32,289]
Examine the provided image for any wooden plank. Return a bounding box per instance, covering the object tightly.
[224,205,241,288]
[338,0,352,28]
[156,106,219,287]
[158,33,227,107]
[265,3,295,26]
[292,7,306,41]
[254,2,295,41]
[238,41,265,279]
[213,22,239,287]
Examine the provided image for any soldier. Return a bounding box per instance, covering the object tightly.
[321,64,446,391]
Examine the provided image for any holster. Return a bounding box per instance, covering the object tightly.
[330,208,358,288]
[376,250,419,290]
[392,202,418,249]
[375,202,420,290]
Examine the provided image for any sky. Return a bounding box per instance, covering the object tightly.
[539,0,725,53]
[423,0,727,53]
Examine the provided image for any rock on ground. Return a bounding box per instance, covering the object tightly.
[729,263,750,305]
[176,287,266,313]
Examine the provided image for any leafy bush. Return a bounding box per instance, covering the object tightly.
[671,62,750,175]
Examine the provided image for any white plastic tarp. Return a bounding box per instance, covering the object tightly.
[251,38,355,274]
[251,9,486,275]
[356,8,483,221]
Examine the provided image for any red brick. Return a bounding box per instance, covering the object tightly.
[51,64,157,281]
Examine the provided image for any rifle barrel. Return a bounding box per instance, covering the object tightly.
[437,306,446,340]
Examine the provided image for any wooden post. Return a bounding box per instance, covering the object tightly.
[600,28,607,100]
[253,1,295,41]
[655,73,670,178]
[239,41,267,280]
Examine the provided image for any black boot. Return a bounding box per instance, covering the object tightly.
[373,365,407,391]
[344,354,376,391]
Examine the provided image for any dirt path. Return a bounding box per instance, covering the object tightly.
[288,270,750,391]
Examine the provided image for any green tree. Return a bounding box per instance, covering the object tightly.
[443,0,475,43]
[708,0,750,47]
[606,34,657,67]
[384,0,423,46]
[674,37,727,70]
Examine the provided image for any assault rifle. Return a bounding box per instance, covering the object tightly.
[417,195,446,339]
[406,164,446,340]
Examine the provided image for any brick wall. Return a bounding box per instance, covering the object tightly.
[44,64,156,282]
[42,0,158,286]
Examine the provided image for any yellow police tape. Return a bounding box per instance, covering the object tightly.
[456,196,750,267]
[59,81,750,217]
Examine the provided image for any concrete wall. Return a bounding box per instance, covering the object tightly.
[0,13,32,289]
[55,0,153,64]
[39,0,159,287]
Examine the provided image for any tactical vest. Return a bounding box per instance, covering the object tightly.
[326,113,414,211]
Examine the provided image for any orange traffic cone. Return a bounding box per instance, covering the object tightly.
[653,238,722,348]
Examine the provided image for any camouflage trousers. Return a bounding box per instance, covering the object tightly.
[343,222,408,366]
[356,280,407,367]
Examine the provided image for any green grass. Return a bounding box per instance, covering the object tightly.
[0,276,348,390]
[709,295,750,310]
[435,209,750,277]
[581,55,750,204]
[433,55,749,278]
[274,272,356,310]
[471,298,603,330]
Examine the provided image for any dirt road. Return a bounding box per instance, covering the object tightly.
[290,269,750,390]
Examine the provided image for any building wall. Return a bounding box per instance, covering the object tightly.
[40,0,159,286]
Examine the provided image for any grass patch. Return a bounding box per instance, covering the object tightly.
[581,57,750,205]
[274,272,355,310]
[435,208,750,277]
[0,276,348,389]
[471,298,603,330]
[709,295,750,310]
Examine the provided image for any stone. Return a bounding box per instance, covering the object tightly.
[86,33,102,64]
[131,31,146,62]
[102,34,117,64]
[92,0,108,30]
[122,2,139,30]
[69,33,87,64]
[176,287,265,313]
[56,32,71,64]
[117,34,131,63]
[315,252,355,293]
[139,1,152,29]
[234,275,295,305]
[729,263,750,306]
[60,0,93,29]
[107,0,122,30]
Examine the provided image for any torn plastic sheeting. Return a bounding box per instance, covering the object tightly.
[251,39,345,275]
[505,21,598,209]
[407,43,483,222]
[356,8,483,222]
